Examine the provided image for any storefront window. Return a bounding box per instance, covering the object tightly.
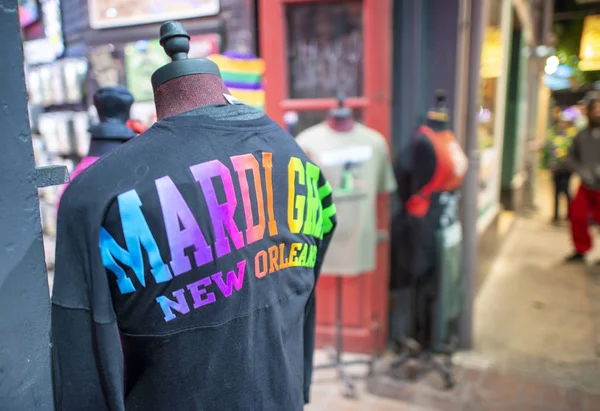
[285,1,363,100]
[478,0,505,217]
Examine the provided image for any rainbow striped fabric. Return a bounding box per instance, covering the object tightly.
[208,51,265,111]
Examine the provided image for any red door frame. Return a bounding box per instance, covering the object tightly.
[258,0,392,354]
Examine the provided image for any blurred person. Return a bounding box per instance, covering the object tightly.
[565,99,600,262]
[573,100,588,131]
[542,112,577,223]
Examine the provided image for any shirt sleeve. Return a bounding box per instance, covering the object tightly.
[378,140,398,194]
[303,171,337,405]
[51,188,125,411]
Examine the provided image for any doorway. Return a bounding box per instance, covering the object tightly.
[258,0,392,353]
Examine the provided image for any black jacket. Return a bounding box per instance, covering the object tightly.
[51,104,336,411]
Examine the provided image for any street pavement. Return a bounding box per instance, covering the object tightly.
[308,172,600,410]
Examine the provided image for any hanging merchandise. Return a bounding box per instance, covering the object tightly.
[26,58,88,107]
[40,0,65,59]
[63,59,89,103]
[189,34,221,58]
[89,44,126,89]
[125,39,172,102]
[209,52,266,110]
[19,0,40,28]
[27,57,90,241]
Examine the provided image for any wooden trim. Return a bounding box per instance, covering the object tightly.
[258,0,393,353]
[259,0,286,125]
[280,97,369,111]
[363,0,392,351]
[363,0,392,138]
[282,0,356,3]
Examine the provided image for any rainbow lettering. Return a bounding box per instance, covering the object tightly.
[100,153,335,322]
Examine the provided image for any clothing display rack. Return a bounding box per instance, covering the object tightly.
[390,277,456,389]
[313,192,376,399]
[389,90,459,390]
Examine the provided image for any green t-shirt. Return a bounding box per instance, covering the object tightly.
[296,122,397,276]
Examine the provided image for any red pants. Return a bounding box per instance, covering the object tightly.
[570,184,600,253]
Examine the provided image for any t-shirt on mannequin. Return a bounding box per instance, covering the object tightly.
[390,91,466,289]
[51,21,337,411]
[296,95,396,276]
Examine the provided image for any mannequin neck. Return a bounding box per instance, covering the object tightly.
[426,117,449,132]
[153,74,231,120]
[88,138,126,157]
[327,116,354,132]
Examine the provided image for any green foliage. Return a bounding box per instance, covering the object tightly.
[554,20,600,85]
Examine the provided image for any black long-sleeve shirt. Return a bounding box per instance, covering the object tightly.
[51,104,336,411]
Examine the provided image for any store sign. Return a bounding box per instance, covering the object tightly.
[480,26,503,79]
[89,0,220,29]
[579,15,600,71]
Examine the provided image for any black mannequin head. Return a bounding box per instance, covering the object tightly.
[327,92,354,132]
[151,20,230,120]
[426,89,450,130]
[151,21,222,90]
[88,86,136,157]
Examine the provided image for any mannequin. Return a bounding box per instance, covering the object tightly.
[404,91,467,218]
[391,90,466,290]
[389,91,465,389]
[151,21,230,120]
[56,86,137,210]
[326,93,354,132]
[51,20,338,411]
[88,86,137,157]
[295,92,396,397]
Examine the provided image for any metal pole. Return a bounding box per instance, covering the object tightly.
[524,56,541,211]
[542,0,555,47]
[453,0,472,148]
[524,0,550,212]
[0,0,55,409]
[459,0,486,350]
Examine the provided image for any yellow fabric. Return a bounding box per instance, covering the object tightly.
[229,89,265,108]
[208,54,265,75]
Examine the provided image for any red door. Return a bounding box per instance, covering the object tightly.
[259,0,392,354]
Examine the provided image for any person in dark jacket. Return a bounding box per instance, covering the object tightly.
[542,112,577,223]
[566,99,600,262]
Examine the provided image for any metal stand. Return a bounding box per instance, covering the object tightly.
[314,276,373,399]
[390,276,456,389]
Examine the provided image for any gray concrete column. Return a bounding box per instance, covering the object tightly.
[0,0,54,409]
[459,0,486,350]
